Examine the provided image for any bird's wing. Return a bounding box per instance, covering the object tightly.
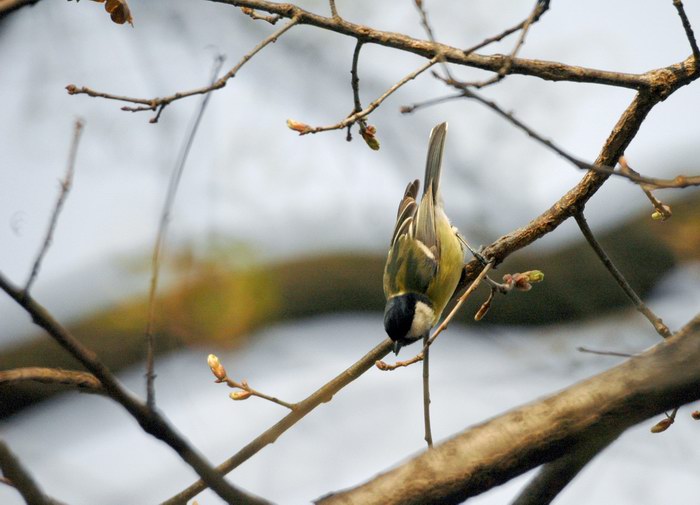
[384,233,438,295]
[390,179,419,247]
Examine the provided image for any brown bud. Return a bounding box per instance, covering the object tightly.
[650,417,674,433]
[360,125,380,151]
[691,410,700,420]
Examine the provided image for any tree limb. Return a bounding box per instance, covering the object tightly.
[317,314,700,505]
[510,431,619,505]
[212,0,667,90]
[0,273,271,505]
[0,440,66,505]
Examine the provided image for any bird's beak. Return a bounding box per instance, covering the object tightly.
[393,340,402,355]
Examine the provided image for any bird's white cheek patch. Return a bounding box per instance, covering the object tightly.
[410,301,435,339]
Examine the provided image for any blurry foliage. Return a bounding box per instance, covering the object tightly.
[0,193,697,417]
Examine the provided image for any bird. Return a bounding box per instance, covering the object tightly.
[383,122,466,354]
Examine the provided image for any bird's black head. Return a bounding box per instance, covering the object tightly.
[384,293,434,354]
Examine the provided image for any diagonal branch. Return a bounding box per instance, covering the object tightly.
[66,16,299,121]
[0,273,271,505]
[0,440,67,505]
[25,119,84,294]
[510,432,619,505]
[318,314,700,505]
[574,212,671,338]
[672,0,700,58]
[211,0,652,89]
[161,338,394,505]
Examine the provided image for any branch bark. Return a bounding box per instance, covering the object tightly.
[0,273,271,505]
[212,0,697,90]
[318,314,700,505]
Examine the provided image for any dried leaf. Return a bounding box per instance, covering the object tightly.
[89,0,133,26]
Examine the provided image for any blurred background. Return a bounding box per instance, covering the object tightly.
[0,0,699,503]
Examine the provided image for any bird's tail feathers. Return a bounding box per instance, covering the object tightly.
[423,122,448,200]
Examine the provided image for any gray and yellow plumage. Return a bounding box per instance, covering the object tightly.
[383,122,465,354]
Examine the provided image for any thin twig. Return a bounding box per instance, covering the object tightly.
[0,367,103,392]
[144,55,225,410]
[672,0,700,58]
[295,58,438,135]
[345,39,365,141]
[0,272,271,505]
[376,261,493,371]
[225,377,297,410]
[161,338,395,505]
[328,0,338,19]
[422,331,433,448]
[0,440,67,505]
[413,0,453,82]
[66,17,299,121]
[576,347,636,358]
[462,0,550,56]
[619,157,672,220]
[24,119,84,294]
[453,0,549,89]
[239,6,280,24]
[415,86,700,189]
[574,212,671,338]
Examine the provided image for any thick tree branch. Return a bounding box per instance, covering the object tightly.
[0,367,103,393]
[0,273,270,505]
[510,432,619,505]
[318,315,700,505]
[212,0,666,90]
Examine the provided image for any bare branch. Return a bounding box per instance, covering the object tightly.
[328,0,338,19]
[318,315,700,505]
[25,119,84,294]
[144,56,225,410]
[511,432,619,505]
[577,347,637,358]
[240,6,280,24]
[672,0,700,58]
[0,367,103,393]
[454,0,550,89]
[435,87,700,189]
[462,0,549,56]
[0,440,66,505]
[293,58,438,135]
[574,212,671,338]
[212,0,652,89]
[162,338,395,505]
[422,331,433,448]
[0,272,271,505]
[66,17,299,121]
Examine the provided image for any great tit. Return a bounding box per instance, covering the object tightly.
[383,122,465,354]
